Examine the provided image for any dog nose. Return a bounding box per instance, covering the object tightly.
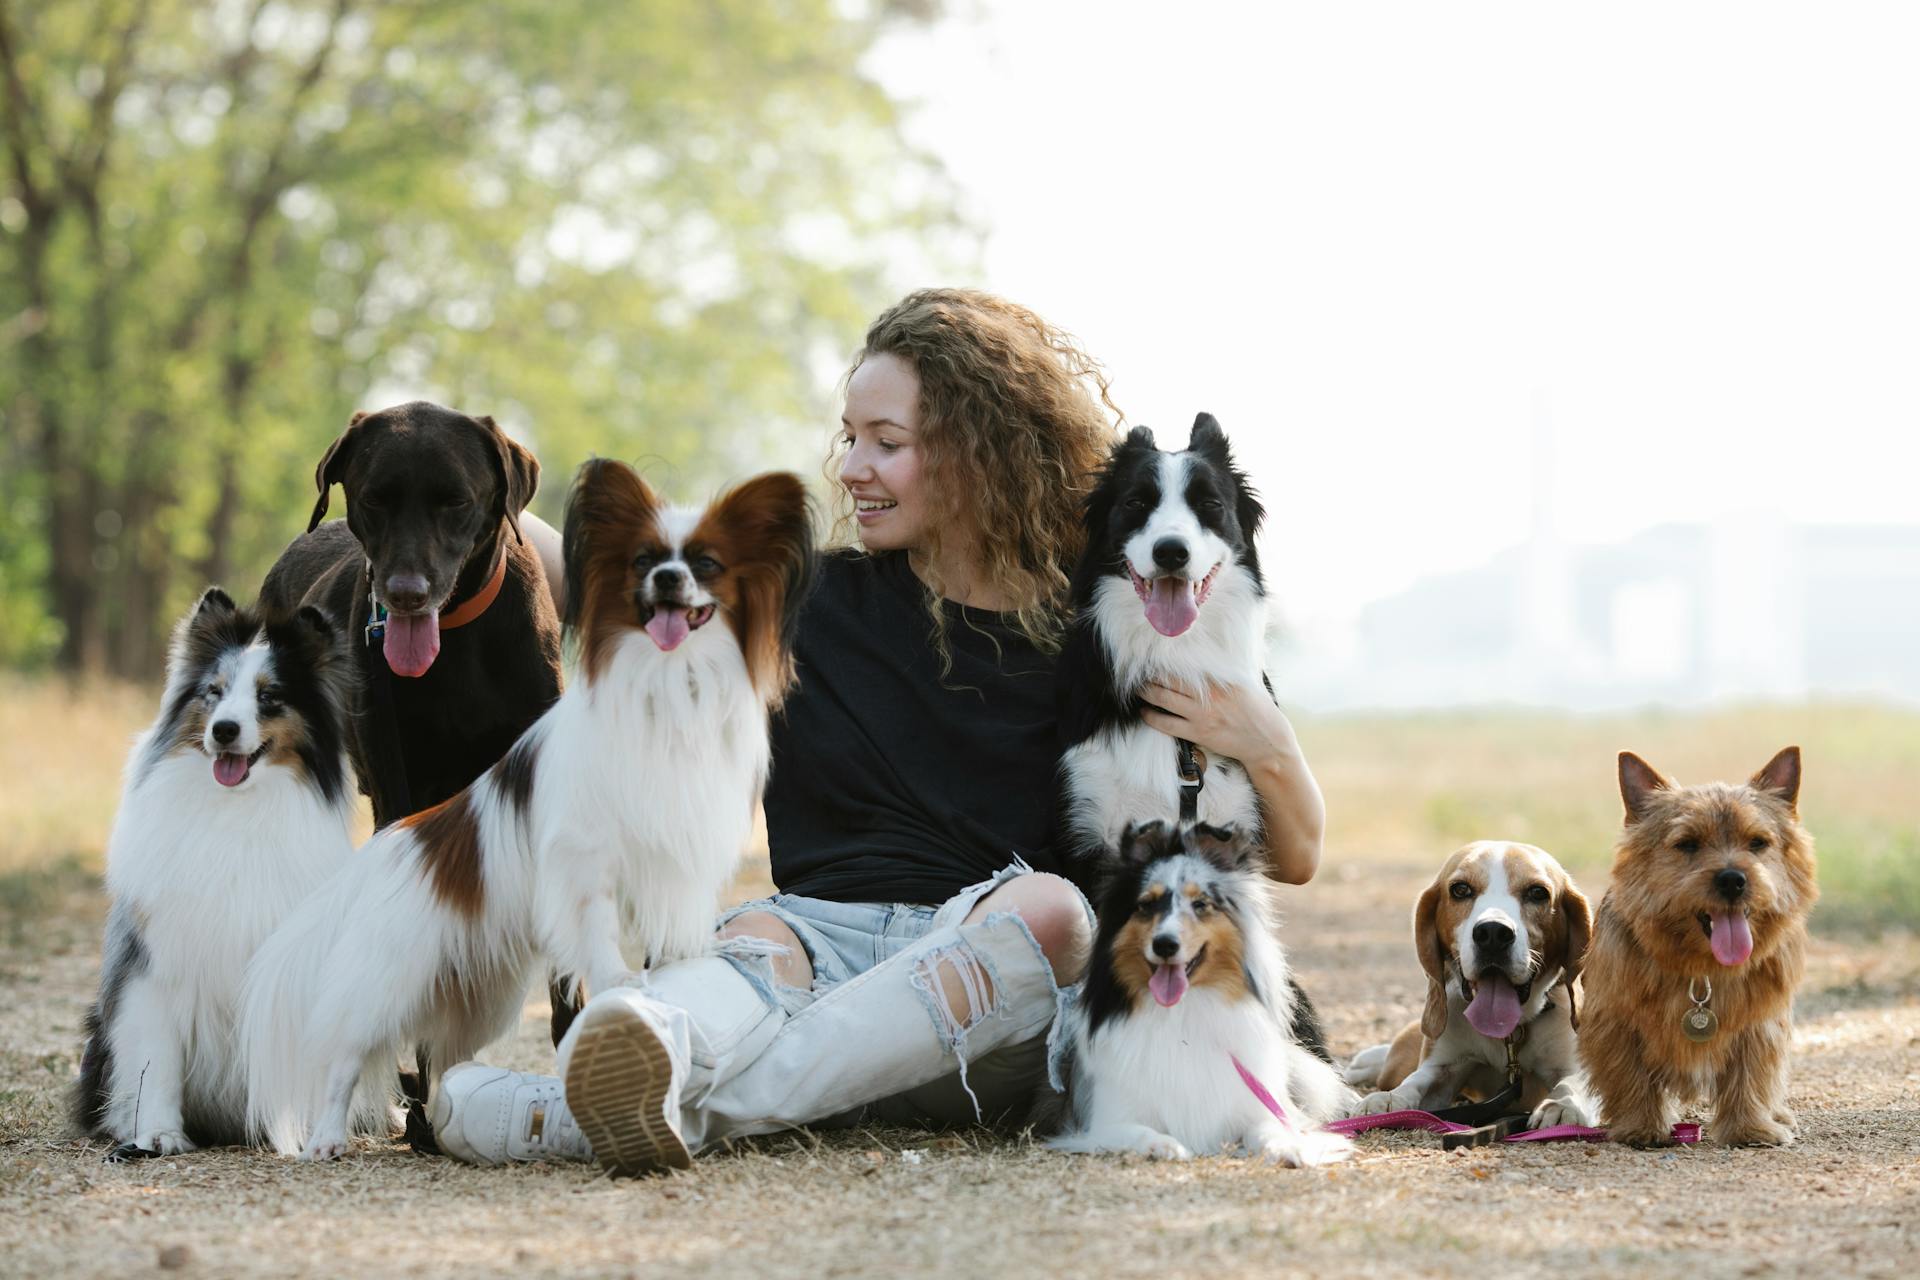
[1151,539,1189,571]
[211,719,239,746]
[385,574,430,613]
[650,565,687,597]
[1714,868,1748,902]
[1151,935,1180,960]
[1472,920,1515,953]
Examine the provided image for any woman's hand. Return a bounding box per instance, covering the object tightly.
[1138,677,1326,885]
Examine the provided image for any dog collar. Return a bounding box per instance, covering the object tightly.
[440,546,508,630]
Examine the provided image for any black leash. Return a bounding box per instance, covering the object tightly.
[1176,737,1204,823]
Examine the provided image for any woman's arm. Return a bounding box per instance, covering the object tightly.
[1137,678,1326,885]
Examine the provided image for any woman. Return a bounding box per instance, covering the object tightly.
[430,289,1326,1171]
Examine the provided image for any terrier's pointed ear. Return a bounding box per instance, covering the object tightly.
[1618,751,1671,824]
[1750,746,1801,813]
[309,411,370,531]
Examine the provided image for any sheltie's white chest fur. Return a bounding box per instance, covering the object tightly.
[1077,993,1298,1154]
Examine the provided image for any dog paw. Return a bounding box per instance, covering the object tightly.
[1263,1129,1355,1168]
[128,1129,195,1157]
[1143,1135,1192,1161]
[1713,1117,1794,1148]
[1529,1097,1595,1129]
[1607,1124,1676,1149]
[1350,1089,1411,1117]
[299,1134,352,1161]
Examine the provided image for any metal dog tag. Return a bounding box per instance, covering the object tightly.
[1681,1006,1719,1043]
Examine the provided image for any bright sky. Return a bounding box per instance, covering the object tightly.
[872,0,1920,624]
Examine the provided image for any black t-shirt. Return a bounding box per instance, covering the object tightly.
[766,549,1064,904]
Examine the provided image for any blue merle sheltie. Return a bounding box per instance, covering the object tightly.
[71,588,367,1157]
[1049,822,1354,1164]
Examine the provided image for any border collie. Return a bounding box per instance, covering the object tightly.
[1049,822,1354,1164]
[241,462,814,1159]
[73,589,360,1157]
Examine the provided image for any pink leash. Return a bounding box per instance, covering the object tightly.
[1233,1054,1700,1145]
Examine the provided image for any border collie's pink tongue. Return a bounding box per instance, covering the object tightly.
[1464,972,1523,1038]
[384,611,441,677]
[213,753,251,787]
[1149,962,1189,1007]
[646,607,692,651]
[1145,577,1199,637]
[1710,911,1753,966]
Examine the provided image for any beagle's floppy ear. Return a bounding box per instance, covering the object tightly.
[1555,877,1595,1031]
[308,411,371,531]
[1413,873,1452,1040]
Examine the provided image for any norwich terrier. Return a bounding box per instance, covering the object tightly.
[1578,747,1817,1147]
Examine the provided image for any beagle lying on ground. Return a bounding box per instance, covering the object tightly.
[1345,841,1596,1128]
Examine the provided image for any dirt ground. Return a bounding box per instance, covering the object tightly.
[3,855,1916,1280]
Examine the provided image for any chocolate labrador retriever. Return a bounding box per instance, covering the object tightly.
[260,401,564,829]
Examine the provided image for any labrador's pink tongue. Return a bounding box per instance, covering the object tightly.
[645,607,691,651]
[1149,962,1189,1008]
[213,753,250,787]
[1710,911,1753,966]
[383,611,440,677]
[1464,972,1523,1038]
[1145,577,1199,637]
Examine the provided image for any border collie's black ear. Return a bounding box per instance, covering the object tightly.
[475,414,538,545]
[1123,424,1156,451]
[1189,413,1227,460]
[309,411,371,531]
[1118,820,1171,865]
[194,586,237,620]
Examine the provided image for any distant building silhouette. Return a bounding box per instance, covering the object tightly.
[1283,521,1920,710]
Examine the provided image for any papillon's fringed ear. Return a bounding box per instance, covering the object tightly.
[561,457,659,678]
[308,411,370,531]
[1618,750,1671,824]
[1117,820,1171,865]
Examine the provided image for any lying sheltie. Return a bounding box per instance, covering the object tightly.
[74,589,361,1157]
[1049,822,1355,1165]
[241,461,814,1159]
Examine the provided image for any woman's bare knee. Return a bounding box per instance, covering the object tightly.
[963,873,1091,984]
[716,911,813,989]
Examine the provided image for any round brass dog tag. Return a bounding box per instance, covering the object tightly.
[1682,1006,1719,1043]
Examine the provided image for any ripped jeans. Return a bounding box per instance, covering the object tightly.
[622,860,1086,1150]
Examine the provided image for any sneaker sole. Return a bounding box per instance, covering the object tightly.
[564,1004,692,1176]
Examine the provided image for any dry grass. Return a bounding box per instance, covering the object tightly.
[2,680,1917,1277]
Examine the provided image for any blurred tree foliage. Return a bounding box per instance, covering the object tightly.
[0,0,963,676]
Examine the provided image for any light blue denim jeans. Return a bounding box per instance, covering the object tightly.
[716,860,1089,1129]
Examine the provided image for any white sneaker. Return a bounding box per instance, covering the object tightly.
[428,1063,592,1166]
[562,990,693,1175]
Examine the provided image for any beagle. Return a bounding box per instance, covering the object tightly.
[1344,841,1596,1128]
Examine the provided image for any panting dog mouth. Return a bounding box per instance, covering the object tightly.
[639,601,716,652]
[1148,944,1208,1008]
[1696,910,1754,967]
[1127,564,1221,638]
[1458,965,1534,1040]
[211,742,269,788]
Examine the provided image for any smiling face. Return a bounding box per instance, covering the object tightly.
[838,352,932,554]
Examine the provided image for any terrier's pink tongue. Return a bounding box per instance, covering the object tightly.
[213,753,250,787]
[1464,972,1523,1039]
[384,611,441,677]
[1149,962,1189,1008]
[1145,577,1199,637]
[1710,912,1753,966]
[645,607,691,651]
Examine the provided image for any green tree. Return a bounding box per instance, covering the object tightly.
[1,0,964,676]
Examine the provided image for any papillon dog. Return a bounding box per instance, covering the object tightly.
[1049,822,1355,1165]
[241,461,815,1159]
[73,590,360,1157]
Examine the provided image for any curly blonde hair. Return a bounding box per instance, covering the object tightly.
[829,288,1121,668]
